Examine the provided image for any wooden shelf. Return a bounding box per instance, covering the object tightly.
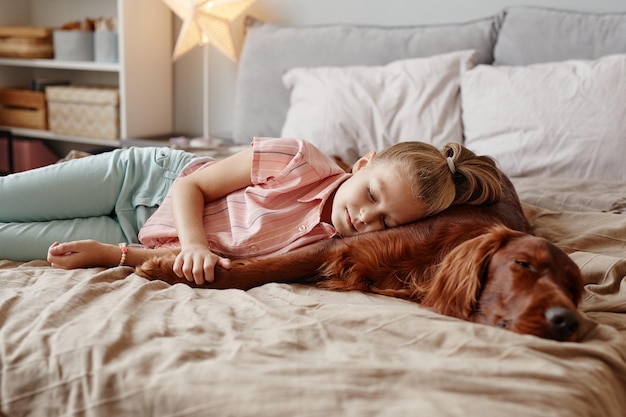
[0,57,120,72]
[1,125,120,147]
[0,0,173,149]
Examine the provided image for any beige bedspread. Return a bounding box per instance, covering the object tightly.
[1,177,626,417]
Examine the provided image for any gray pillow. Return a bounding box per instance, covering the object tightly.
[494,7,626,65]
[232,17,499,144]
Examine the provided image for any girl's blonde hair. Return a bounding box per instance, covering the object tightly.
[371,142,503,217]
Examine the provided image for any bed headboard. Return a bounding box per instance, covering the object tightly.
[225,5,626,181]
[182,0,625,141]
[232,16,498,147]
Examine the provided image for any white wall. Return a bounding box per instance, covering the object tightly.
[172,0,626,139]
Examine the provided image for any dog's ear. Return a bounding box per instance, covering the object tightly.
[421,226,514,320]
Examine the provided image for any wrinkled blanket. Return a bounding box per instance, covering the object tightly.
[1,177,625,417]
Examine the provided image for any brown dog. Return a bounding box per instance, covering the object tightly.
[136,176,584,341]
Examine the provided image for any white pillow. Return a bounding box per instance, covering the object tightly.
[462,53,626,181]
[280,50,477,165]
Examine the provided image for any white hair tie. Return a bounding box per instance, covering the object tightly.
[447,156,456,174]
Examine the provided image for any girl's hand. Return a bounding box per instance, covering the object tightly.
[47,240,118,269]
[173,244,232,285]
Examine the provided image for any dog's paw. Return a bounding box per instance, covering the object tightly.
[135,255,177,282]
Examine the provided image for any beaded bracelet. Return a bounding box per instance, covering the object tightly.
[118,242,128,266]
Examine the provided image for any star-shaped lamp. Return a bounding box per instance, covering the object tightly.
[162,0,257,138]
[163,0,257,61]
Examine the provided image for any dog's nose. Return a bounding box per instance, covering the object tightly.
[546,306,579,338]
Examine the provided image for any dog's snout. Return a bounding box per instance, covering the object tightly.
[546,306,579,338]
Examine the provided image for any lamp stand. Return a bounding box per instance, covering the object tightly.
[202,43,210,139]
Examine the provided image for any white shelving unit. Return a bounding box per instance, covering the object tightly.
[0,0,173,148]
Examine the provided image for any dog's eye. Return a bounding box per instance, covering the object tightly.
[496,320,509,329]
[515,260,533,270]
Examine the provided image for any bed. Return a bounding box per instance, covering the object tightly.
[2,6,626,417]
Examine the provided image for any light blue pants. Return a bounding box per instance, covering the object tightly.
[0,147,195,261]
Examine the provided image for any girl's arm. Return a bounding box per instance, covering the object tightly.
[48,147,254,281]
[170,147,254,285]
[47,240,175,269]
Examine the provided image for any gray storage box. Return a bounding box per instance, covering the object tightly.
[94,30,118,63]
[53,30,94,61]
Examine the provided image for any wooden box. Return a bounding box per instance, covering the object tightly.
[0,26,53,59]
[46,86,119,139]
[0,89,48,130]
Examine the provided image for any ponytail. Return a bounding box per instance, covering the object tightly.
[443,143,502,207]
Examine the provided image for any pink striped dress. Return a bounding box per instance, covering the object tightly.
[138,137,351,258]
